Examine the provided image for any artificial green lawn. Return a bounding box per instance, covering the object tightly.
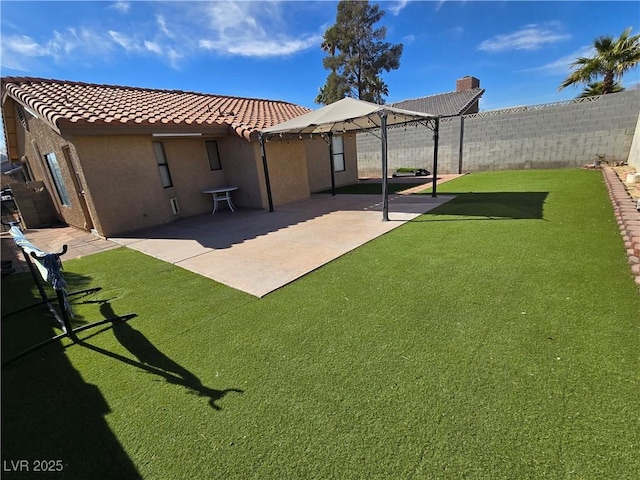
[2,169,639,479]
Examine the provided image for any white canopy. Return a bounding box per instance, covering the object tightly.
[258,97,440,220]
[261,97,437,137]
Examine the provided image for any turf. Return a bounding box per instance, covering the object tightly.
[2,169,639,479]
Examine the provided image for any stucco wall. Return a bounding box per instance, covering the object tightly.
[17,108,88,230]
[160,138,227,215]
[357,90,640,176]
[218,138,266,209]
[262,140,310,206]
[305,135,359,193]
[72,135,176,236]
[72,134,270,236]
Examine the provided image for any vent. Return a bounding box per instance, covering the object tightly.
[16,105,29,131]
[169,197,180,215]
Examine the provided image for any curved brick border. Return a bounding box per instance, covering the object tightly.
[602,167,640,289]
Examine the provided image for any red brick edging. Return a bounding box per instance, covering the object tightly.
[602,167,640,289]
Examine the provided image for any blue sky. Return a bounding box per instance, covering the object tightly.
[1,0,639,153]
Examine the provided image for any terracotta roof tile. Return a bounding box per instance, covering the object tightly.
[391,88,485,117]
[1,77,311,140]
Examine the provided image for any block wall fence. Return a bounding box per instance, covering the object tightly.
[356,90,640,177]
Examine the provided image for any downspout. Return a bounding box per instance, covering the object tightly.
[258,133,274,212]
[379,110,389,221]
[432,117,439,198]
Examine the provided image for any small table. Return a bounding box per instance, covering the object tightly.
[202,186,238,214]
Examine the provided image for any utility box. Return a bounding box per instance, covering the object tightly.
[9,181,59,228]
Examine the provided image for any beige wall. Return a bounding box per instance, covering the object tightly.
[72,135,176,236]
[14,108,88,230]
[72,134,269,236]
[72,134,277,236]
[262,139,310,206]
[159,138,226,215]
[306,134,359,193]
[218,138,267,209]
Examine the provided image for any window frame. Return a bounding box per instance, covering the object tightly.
[153,141,174,188]
[44,152,72,206]
[332,135,346,172]
[205,140,223,171]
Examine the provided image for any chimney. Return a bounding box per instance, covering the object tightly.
[456,76,480,92]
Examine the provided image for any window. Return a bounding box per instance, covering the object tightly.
[153,141,173,188]
[332,135,345,172]
[44,152,71,206]
[206,141,222,171]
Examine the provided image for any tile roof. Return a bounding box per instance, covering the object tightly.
[391,88,485,117]
[1,77,311,140]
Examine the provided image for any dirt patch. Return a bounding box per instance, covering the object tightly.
[611,165,640,200]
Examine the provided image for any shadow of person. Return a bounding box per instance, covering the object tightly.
[98,302,242,410]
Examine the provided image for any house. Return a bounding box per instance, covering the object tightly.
[1,77,358,237]
[390,76,485,116]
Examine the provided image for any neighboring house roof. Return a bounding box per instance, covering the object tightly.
[390,88,485,117]
[1,77,311,140]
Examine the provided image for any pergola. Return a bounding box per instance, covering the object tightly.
[259,97,440,221]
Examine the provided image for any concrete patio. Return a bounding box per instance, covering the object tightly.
[109,191,454,297]
[2,178,460,297]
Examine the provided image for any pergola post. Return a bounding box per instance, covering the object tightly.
[432,117,439,198]
[258,133,275,212]
[328,132,336,196]
[379,110,389,221]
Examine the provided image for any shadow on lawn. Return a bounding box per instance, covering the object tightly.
[417,191,549,220]
[1,273,142,480]
[78,301,243,411]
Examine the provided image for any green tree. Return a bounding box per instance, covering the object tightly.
[559,27,640,96]
[315,0,403,105]
[578,80,624,98]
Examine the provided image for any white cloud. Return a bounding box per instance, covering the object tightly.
[478,23,571,52]
[196,1,321,58]
[108,30,135,50]
[199,35,322,57]
[156,15,174,39]
[144,41,162,55]
[388,1,410,16]
[0,29,113,70]
[3,34,47,58]
[0,0,321,72]
[109,2,131,14]
[522,46,595,75]
[402,34,416,45]
[200,36,319,58]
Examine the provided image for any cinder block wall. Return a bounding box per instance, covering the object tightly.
[357,90,640,176]
[628,112,640,170]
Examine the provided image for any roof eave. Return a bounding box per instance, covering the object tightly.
[458,89,485,115]
[58,120,231,138]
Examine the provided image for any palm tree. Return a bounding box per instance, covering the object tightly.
[578,81,624,97]
[559,27,640,96]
